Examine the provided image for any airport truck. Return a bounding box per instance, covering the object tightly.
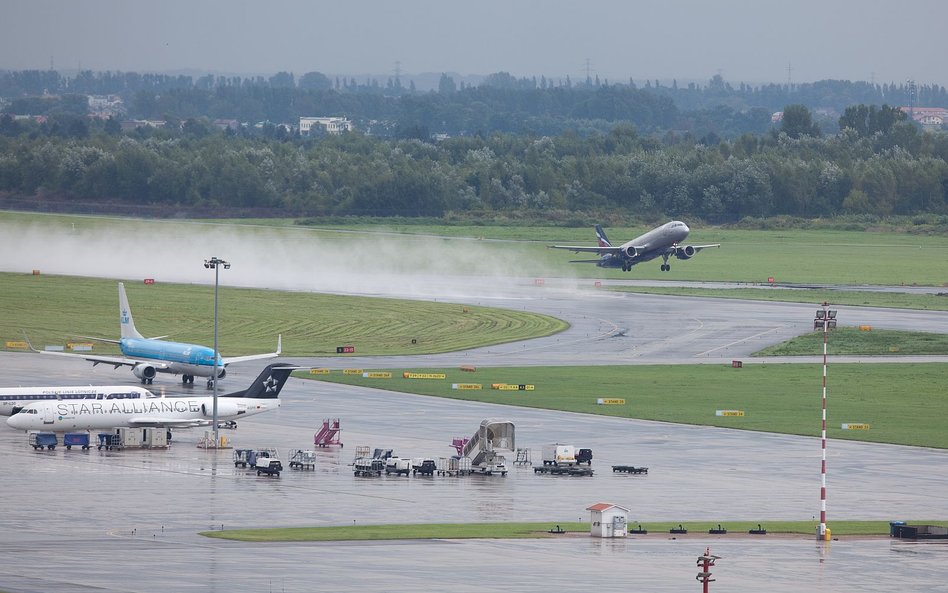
[411,458,437,476]
[255,457,283,477]
[541,443,577,466]
[576,448,593,465]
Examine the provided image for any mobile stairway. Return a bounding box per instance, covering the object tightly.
[314,418,342,447]
[460,419,515,476]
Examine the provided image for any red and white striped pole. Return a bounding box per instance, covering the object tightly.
[818,301,829,541]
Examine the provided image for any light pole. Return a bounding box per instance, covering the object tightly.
[813,302,837,541]
[204,256,230,448]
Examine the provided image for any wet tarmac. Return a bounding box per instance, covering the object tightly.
[1,274,948,592]
[1,355,946,592]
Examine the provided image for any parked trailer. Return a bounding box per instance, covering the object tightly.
[436,456,472,476]
[533,464,594,476]
[353,457,385,477]
[385,457,412,476]
[97,433,122,450]
[29,432,58,450]
[289,449,317,470]
[64,433,91,450]
[612,465,649,474]
[234,449,254,468]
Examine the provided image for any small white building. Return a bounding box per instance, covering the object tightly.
[299,116,353,135]
[587,502,630,538]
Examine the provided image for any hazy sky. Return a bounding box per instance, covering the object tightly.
[3,0,946,87]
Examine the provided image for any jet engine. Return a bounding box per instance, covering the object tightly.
[622,246,639,259]
[132,363,157,382]
[202,400,241,418]
[675,245,696,260]
[215,367,226,379]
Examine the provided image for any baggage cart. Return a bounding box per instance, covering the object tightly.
[64,433,91,450]
[289,449,317,470]
[29,432,58,450]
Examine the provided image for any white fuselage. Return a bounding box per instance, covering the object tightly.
[6,396,280,431]
[0,385,154,416]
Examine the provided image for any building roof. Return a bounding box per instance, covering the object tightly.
[586,503,630,512]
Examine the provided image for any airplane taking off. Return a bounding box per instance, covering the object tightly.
[6,363,296,431]
[33,282,281,389]
[549,221,720,272]
[0,385,154,416]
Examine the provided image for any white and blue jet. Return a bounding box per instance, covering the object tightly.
[33,282,281,389]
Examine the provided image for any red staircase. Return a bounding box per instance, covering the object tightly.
[314,418,342,447]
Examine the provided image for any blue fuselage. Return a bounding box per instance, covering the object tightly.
[120,338,222,368]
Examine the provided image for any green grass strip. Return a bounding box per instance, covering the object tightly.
[310,363,948,448]
[0,272,567,356]
[608,285,948,311]
[199,520,948,541]
[755,326,948,356]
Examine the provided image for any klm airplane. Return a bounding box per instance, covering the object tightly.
[35,282,281,389]
[550,221,720,272]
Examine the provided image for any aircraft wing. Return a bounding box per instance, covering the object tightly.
[127,417,210,428]
[548,245,623,255]
[24,336,171,370]
[222,334,282,366]
[690,244,721,252]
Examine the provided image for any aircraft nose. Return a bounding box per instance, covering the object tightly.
[682,222,690,233]
[6,414,27,430]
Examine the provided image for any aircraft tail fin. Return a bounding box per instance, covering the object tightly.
[595,224,612,248]
[118,282,144,340]
[222,363,297,399]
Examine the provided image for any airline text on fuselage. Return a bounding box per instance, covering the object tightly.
[55,399,203,416]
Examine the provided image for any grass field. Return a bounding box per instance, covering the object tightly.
[199,520,948,541]
[308,363,948,449]
[0,273,567,356]
[755,327,948,356]
[3,211,948,287]
[609,285,948,311]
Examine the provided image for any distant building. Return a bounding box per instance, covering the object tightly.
[299,116,353,135]
[213,118,240,130]
[900,106,948,129]
[771,111,783,123]
[120,119,166,131]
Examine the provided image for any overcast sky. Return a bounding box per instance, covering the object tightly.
[3,0,946,87]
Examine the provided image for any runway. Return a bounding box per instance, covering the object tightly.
[1,280,947,592]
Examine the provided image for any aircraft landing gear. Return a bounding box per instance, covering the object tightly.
[661,264,670,271]
[206,379,215,390]
[182,374,194,385]
[140,377,154,385]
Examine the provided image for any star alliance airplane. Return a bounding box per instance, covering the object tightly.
[6,363,296,431]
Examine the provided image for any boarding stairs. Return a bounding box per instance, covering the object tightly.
[314,418,342,447]
[460,419,515,471]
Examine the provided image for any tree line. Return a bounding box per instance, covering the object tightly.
[1,103,945,222]
[3,69,947,141]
